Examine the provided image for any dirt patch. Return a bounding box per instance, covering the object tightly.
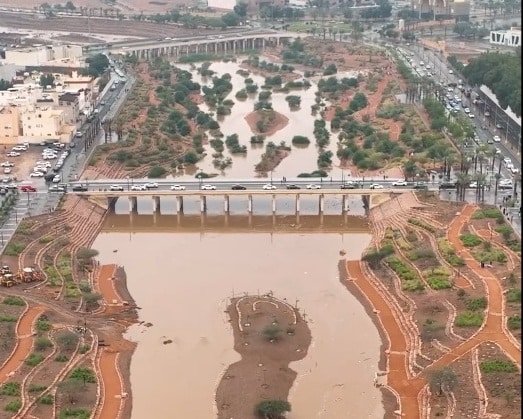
[215,295,311,419]
[244,109,288,136]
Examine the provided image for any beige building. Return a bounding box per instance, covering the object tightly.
[61,71,95,92]
[56,92,80,125]
[0,106,21,144]
[3,44,84,67]
[20,105,66,141]
[0,84,43,107]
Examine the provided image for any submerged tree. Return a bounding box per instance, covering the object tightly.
[255,400,291,419]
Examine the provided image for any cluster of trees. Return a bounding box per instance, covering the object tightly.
[259,5,305,20]
[349,92,368,112]
[0,79,13,91]
[83,53,109,78]
[462,51,521,117]
[317,76,358,94]
[136,8,245,28]
[453,22,490,40]
[281,39,323,67]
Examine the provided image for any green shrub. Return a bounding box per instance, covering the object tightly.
[28,384,47,393]
[407,218,436,233]
[508,315,521,330]
[38,236,53,244]
[4,242,24,256]
[437,239,465,266]
[4,399,21,413]
[408,248,434,260]
[59,408,91,419]
[55,354,69,362]
[2,296,25,306]
[0,315,17,322]
[472,248,507,263]
[494,224,513,240]
[386,256,418,281]
[480,360,518,373]
[472,208,503,219]
[0,382,20,396]
[34,337,53,351]
[25,353,45,367]
[39,394,53,405]
[459,233,482,247]
[465,297,488,311]
[506,289,521,303]
[79,344,90,354]
[455,311,484,327]
[36,321,52,332]
[70,367,96,383]
[148,166,167,178]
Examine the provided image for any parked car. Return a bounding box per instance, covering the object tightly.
[109,184,124,191]
[49,185,66,193]
[6,152,20,157]
[231,184,246,190]
[392,180,408,186]
[262,184,276,190]
[52,175,61,183]
[369,183,384,189]
[3,168,11,174]
[439,182,457,190]
[201,184,216,190]
[72,185,88,192]
[286,184,300,190]
[5,183,17,190]
[0,162,14,167]
[493,136,501,143]
[20,185,37,192]
[30,171,45,177]
[306,184,321,189]
[170,185,186,191]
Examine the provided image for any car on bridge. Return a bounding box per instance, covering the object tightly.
[341,183,357,189]
[49,185,66,193]
[110,184,124,191]
[231,184,246,190]
[201,184,216,190]
[392,180,408,186]
[72,185,88,192]
[144,182,159,189]
[170,185,186,191]
[369,184,384,189]
[131,185,147,191]
[306,184,321,189]
[413,184,428,190]
[262,184,277,190]
[286,184,300,190]
[20,185,37,192]
[438,182,457,190]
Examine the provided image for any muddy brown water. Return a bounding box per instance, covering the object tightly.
[93,215,385,419]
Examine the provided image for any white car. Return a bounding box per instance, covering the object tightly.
[12,145,27,152]
[6,152,20,157]
[493,136,501,143]
[42,154,57,160]
[449,69,454,74]
[392,180,408,186]
[34,166,48,173]
[510,167,519,174]
[144,182,159,189]
[369,184,384,189]
[464,108,470,113]
[36,161,51,168]
[468,114,475,119]
[170,185,186,191]
[262,184,277,190]
[109,184,124,191]
[3,168,11,174]
[306,184,321,189]
[469,182,478,188]
[201,184,216,190]
[131,184,147,191]
[0,162,14,167]
[30,171,45,177]
[52,175,61,183]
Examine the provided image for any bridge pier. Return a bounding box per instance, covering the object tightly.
[176,196,184,214]
[152,196,160,214]
[362,194,370,211]
[200,196,207,213]
[129,196,138,214]
[295,194,300,214]
[248,195,253,214]
[342,195,350,213]
[319,194,325,215]
[107,197,117,213]
[272,195,276,214]
[224,195,230,213]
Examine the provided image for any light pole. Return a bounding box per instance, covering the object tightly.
[126,176,130,191]
[270,170,273,185]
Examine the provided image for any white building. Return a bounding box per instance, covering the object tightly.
[3,44,84,67]
[0,84,44,107]
[0,63,18,83]
[489,27,521,47]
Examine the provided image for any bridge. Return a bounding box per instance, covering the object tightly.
[72,186,431,216]
[106,31,295,60]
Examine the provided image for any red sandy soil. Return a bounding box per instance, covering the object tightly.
[98,350,124,419]
[346,203,521,417]
[244,110,289,136]
[0,306,45,385]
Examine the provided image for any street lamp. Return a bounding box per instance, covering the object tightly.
[126,176,130,191]
[270,170,273,185]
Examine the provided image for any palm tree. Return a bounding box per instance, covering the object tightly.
[456,172,471,201]
[488,147,497,173]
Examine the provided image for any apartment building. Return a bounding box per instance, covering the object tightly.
[56,92,80,125]
[20,105,66,140]
[3,44,83,67]
[0,84,44,107]
[0,106,21,144]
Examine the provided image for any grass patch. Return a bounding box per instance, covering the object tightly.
[472,208,503,219]
[506,289,521,303]
[0,315,17,322]
[70,367,96,383]
[28,384,47,393]
[2,296,25,306]
[36,321,52,332]
[39,394,53,405]
[407,218,437,233]
[35,337,53,351]
[38,236,53,244]
[79,344,90,354]
[55,354,69,362]
[472,248,507,263]
[3,242,24,256]
[385,256,425,291]
[408,248,435,261]
[0,382,20,396]
[25,353,45,367]
[508,315,521,330]
[4,399,21,413]
[465,297,488,311]
[423,267,452,290]
[59,408,91,419]
[455,311,484,327]
[437,239,465,267]
[459,233,482,247]
[480,360,518,373]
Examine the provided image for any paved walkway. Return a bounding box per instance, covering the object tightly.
[347,203,521,417]
[96,264,121,305]
[0,305,45,385]
[98,350,123,419]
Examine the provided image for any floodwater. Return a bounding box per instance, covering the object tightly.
[170,61,351,180]
[93,225,385,419]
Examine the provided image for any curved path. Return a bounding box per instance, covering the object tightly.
[348,204,521,417]
[96,264,122,306]
[0,305,45,385]
[98,350,123,419]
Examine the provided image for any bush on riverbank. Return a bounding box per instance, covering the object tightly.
[437,239,465,267]
[455,311,484,327]
[459,233,482,247]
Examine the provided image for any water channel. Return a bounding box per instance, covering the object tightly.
[93,228,384,418]
[92,59,385,418]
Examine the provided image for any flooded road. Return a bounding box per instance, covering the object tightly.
[93,225,384,418]
[170,61,346,180]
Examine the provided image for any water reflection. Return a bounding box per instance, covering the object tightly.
[93,231,384,419]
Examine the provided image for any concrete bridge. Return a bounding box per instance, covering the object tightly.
[108,32,295,60]
[74,188,416,216]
